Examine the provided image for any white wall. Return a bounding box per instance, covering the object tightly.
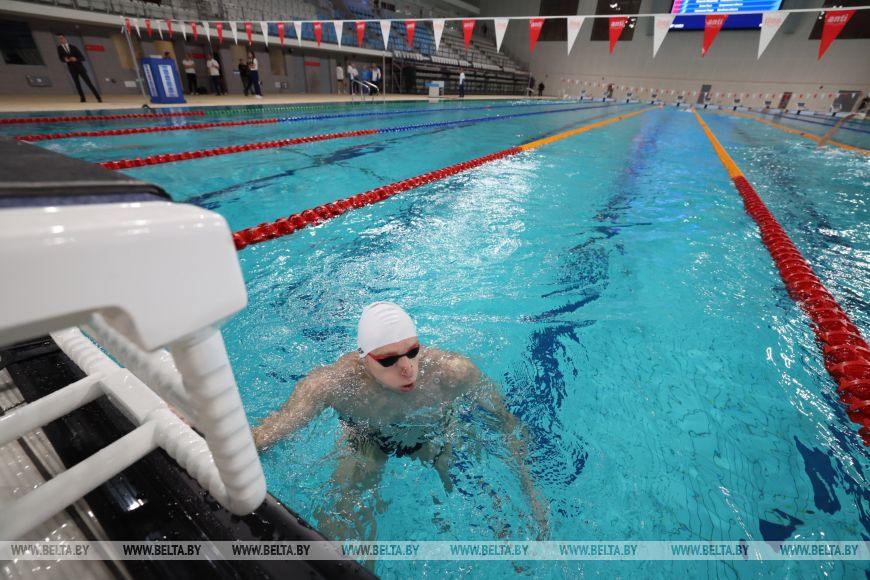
[479,0,870,110]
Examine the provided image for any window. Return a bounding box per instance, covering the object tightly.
[590,0,640,42]
[540,0,580,41]
[0,19,44,65]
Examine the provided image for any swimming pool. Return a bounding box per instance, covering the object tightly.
[5,101,868,577]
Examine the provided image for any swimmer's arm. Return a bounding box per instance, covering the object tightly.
[252,372,330,450]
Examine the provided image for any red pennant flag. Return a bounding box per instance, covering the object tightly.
[314,21,323,45]
[191,21,198,41]
[405,20,416,48]
[701,14,727,57]
[462,19,475,48]
[245,21,252,44]
[529,18,544,53]
[608,17,628,54]
[278,22,285,46]
[166,19,173,37]
[125,18,132,37]
[818,9,854,60]
[356,21,366,47]
[216,22,223,44]
[145,19,152,39]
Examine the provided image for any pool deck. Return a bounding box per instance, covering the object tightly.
[0,93,535,113]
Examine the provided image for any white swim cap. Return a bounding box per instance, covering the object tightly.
[357,301,417,358]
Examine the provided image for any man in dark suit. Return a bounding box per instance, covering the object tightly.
[56,34,102,103]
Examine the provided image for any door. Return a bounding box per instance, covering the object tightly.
[832,90,861,112]
[696,84,711,104]
[777,92,792,109]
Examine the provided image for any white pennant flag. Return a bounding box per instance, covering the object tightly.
[333,20,343,46]
[380,20,391,49]
[202,21,211,43]
[653,15,674,58]
[180,21,187,41]
[757,11,787,59]
[133,17,141,37]
[566,16,584,55]
[493,18,508,52]
[229,21,238,44]
[432,19,445,52]
[157,20,163,39]
[293,21,302,46]
[260,21,269,46]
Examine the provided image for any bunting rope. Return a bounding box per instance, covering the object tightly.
[16,101,593,142]
[98,103,625,169]
[230,107,652,250]
[693,110,870,445]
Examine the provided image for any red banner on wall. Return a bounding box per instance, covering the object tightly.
[818,9,855,60]
[356,21,366,47]
[245,21,252,44]
[278,22,285,46]
[608,17,627,54]
[462,19,475,48]
[314,21,323,45]
[85,44,105,52]
[702,14,728,57]
[529,18,544,53]
[216,22,223,44]
[304,60,321,67]
[405,20,416,48]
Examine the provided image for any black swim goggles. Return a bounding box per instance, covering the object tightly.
[369,345,421,367]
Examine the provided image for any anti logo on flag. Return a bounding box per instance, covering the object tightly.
[462,19,475,48]
[608,17,627,54]
[356,21,366,47]
[278,22,285,46]
[818,9,855,60]
[314,21,323,45]
[566,16,584,55]
[405,20,416,48]
[145,19,152,39]
[245,21,252,44]
[702,14,727,57]
[529,18,544,53]
[191,21,197,41]
[757,11,786,59]
[216,22,223,44]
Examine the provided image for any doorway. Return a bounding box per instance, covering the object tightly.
[696,84,711,105]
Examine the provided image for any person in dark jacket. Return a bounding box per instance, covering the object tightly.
[537,81,545,97]
[56,34,101,103]
[238,59,252,96]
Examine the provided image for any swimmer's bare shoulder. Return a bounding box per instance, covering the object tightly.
[425,347,481,388]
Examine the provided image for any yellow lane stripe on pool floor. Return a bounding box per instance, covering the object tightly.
[717,109,869,156]
[519,107,654,151]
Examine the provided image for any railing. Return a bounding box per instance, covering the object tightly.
[350,78,379,103]
[0,196,266,540]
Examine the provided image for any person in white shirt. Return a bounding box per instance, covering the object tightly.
[458,71,466,98]
[347,63,358,94]
[372,65,382,91]
[182,53,197,95]
[336,63,346,94]
[247,51,262,98]
[206,54,222,95]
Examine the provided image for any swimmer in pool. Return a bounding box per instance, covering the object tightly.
[252,301,547,542]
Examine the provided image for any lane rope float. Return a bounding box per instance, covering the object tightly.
[230,108,651,251]
[16,100,607,143]
[0,111,204,125]
[720,110,869,156]
[99,103,626,170]
[694,110,870,445]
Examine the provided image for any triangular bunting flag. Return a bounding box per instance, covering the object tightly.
[380,20,391,49]
[216,22,223,44]
[314,22,323,45]
[608,17,627,54]
[180,21,187,41]
[462,19,475,48]
[202,21,211,43]
[566,16,584,55]
[702,15,727,57]
[145,19,152,39]
[124,17,131,37]
[278,22,285,46]
[293,21,302,46]
[405,20,416,48]
[157,20,163,39]
[529,18,544,53]
[432,19,445,52]
[191,21,197,41]
[757,11,786,58]
[132,17,141,37]
[260,21,269,46]
[493,18,508,52]
[818,9,854,60]
[355,21,366,47]
[245,21,252,44]
[653,15,674,58]
[166,19,173,38]
[333,21,343,46]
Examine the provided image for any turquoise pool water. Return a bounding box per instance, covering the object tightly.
[4,101,868,578]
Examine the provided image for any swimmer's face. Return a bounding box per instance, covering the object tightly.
[363,337,420,394]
